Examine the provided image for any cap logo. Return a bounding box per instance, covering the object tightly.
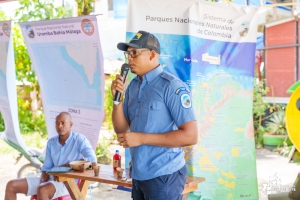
[132,33,142,40]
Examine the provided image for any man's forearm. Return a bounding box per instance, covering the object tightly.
[112,103,129,133]
[39,171,49,183]
[143,121,198,147]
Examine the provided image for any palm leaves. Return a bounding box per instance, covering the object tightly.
[265,111,287,135]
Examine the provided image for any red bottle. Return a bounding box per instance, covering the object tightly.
[113,150,121,171]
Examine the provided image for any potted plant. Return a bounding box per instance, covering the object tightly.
[263,110,292,150]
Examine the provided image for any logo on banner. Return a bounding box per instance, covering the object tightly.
[2,23,11,37]
[239,21,250,37]
[26,25,35,38]
[81,19,94,36]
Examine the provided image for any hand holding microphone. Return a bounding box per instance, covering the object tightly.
[112,63,130,105]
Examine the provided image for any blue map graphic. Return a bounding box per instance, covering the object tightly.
[30,42,102,110]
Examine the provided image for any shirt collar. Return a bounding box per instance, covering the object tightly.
[65,131,73,144]
[141,65,163,84]
[57,131,73,146]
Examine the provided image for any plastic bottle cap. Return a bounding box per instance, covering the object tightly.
[116,150,119,153]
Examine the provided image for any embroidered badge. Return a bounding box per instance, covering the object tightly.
[175,87,186,95]
[181,94,192,108]
[132,33,142,40]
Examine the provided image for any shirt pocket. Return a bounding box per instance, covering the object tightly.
[141,100,164,122]
[127,97,137,121]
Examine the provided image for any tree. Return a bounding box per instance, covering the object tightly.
[75,0,95,16]
[0,10,6,21]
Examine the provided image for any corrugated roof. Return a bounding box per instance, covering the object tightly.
[265,17,295,28]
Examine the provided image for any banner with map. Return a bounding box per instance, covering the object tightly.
[20,16,105,149]
[0,21,29,155]
[126,0,259,199]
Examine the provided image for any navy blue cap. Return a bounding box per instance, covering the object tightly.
[117,30,160,54]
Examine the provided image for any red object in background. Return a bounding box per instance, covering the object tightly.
[265,19,297,97]
[113,150,121,171]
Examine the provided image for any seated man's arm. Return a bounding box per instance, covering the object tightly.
[40,140,54,178]
[39,171,49,184]
[79,135,97,164]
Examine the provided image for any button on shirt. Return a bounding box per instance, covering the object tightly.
[41,132,96,171]
[124,65,196,180]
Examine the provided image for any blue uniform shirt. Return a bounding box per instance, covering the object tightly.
[123,65,196,180]
[41,132,97,171]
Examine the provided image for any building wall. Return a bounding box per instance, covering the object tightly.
[265,20,296,97]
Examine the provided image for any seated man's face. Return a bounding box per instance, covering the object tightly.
[55,114,73,136]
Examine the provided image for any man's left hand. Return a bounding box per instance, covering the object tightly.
[117,132,144,148]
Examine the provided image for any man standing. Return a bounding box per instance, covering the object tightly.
[111,30,198,200]
[5,112,97,200]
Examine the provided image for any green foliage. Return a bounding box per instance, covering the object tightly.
[95,137,112,164]
[253,78,269,147]
[76,0,95,16]
[255,125,266,149]
[103,74,116,131]
[0,10,7,21]
[265,110,287,135]
[17,97,47,136]
[13,24,34,83]
[293,150,300,163]
[0,113,4,132]
[253,79,269,120]
[277,144,293,157]
[252,78,288,147]
[23,132,46,148]
[15,0,66,22]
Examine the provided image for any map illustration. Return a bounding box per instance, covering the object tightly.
[30,41,103,110]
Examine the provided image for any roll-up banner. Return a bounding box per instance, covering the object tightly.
[126,0,259,199]
[20,16,105,149]
[0,21,29,155]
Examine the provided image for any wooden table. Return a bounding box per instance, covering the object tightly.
[48,164,205,200]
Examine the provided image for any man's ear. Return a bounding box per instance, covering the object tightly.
[149,50,156,60]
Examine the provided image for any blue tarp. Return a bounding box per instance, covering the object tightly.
[256,35,264,49]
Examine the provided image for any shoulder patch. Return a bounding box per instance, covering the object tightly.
[175,86,191,95]
[175,87,187,95]
[181,93,192,108]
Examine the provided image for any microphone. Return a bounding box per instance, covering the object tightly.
[113,63,130,105]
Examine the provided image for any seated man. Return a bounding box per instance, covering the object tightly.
[5,112,97,200]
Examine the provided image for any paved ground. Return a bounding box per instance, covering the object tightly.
[0,147,299,200]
